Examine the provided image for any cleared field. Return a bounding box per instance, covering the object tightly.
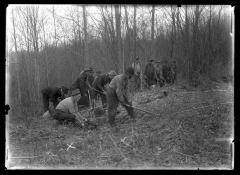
[6,83,233,169]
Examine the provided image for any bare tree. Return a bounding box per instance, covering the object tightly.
[184,5,190,82]
[124,6,131,69]
[151,5,155,58]
[207,5,212,76]
[170,6,176,59]
[99,6,119,72]
[83,5,89,68]
[115,5,122,72]
[51,6,58,47]
[133,5,137,62]
[40,13,50,86]
[151,5,155,41]
[11,7,22,106]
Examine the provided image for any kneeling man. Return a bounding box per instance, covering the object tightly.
[50,89,88,127]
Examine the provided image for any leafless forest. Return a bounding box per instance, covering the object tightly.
[6,5,233,169]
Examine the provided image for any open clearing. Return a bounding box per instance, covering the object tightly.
[6,82,234,169]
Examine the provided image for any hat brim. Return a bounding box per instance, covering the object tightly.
[71,92,81,96]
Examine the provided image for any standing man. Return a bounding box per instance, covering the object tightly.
[91,70,117,108]
[162,61,172,84]
[106,67,135,127]
[87,67,95,86]
[154,61,165,87]
[144,59,156,87]
[132,57,141,90]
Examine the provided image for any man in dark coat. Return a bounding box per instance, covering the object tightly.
[70,67,94,108]
[132,57,141,90]
[106,67,135,127]
[162,61,173,84]
[154,61,165,87]
[91,70,117,108]
[41,86,69,113]
[70,67,93,95]
[144,59,157,87]
[94,71,102,81]
[87,68,95,86]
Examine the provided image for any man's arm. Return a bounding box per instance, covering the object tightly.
[71,98,86,122]
[74,112,87,123]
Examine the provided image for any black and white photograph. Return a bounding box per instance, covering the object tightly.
[5,4,234,169]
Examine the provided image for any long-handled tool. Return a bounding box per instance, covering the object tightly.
[122,103,161,117]
[89,85,165,117]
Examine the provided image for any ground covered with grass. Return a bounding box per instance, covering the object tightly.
[6,82,233,169]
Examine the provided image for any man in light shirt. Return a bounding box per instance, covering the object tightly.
[50,89,91,128]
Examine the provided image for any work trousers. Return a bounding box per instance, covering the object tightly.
[91,89,107,108]
[52,109,77,123]
[106,87,134,126]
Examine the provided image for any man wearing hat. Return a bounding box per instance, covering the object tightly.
[70,67,94,108]
[132,57,141,90]
[49,89,86,127]
[132,57,141,76]
[96,70,102,76]
[106,67,135,127]
[144,59,157,87]
[90,70,117,109]
[94,71,102,81]
[86,67,95,86]
[154,61,165,87]
[50,89,98,129]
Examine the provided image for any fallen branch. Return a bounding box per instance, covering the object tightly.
[124,103,161,117]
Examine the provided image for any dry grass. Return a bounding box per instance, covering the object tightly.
[6,82,233,169]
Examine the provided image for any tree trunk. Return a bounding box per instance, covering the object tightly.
[192,5,200,72]
[41,17,49,86]
[124,6,131,68]
[170,6,176,59]
[52,6,57,47]
[133,5,137,63]
[11,8,22,106]
[151,5,155,58]
[208,5,212,76]
[115,5,122,72]
[185,5,190,82]
[83,5,89,68]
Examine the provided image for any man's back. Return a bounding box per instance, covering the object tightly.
[93,74,111,90]
[71,73,89,96]
[56,97,75,114]
[109,74,126,90]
